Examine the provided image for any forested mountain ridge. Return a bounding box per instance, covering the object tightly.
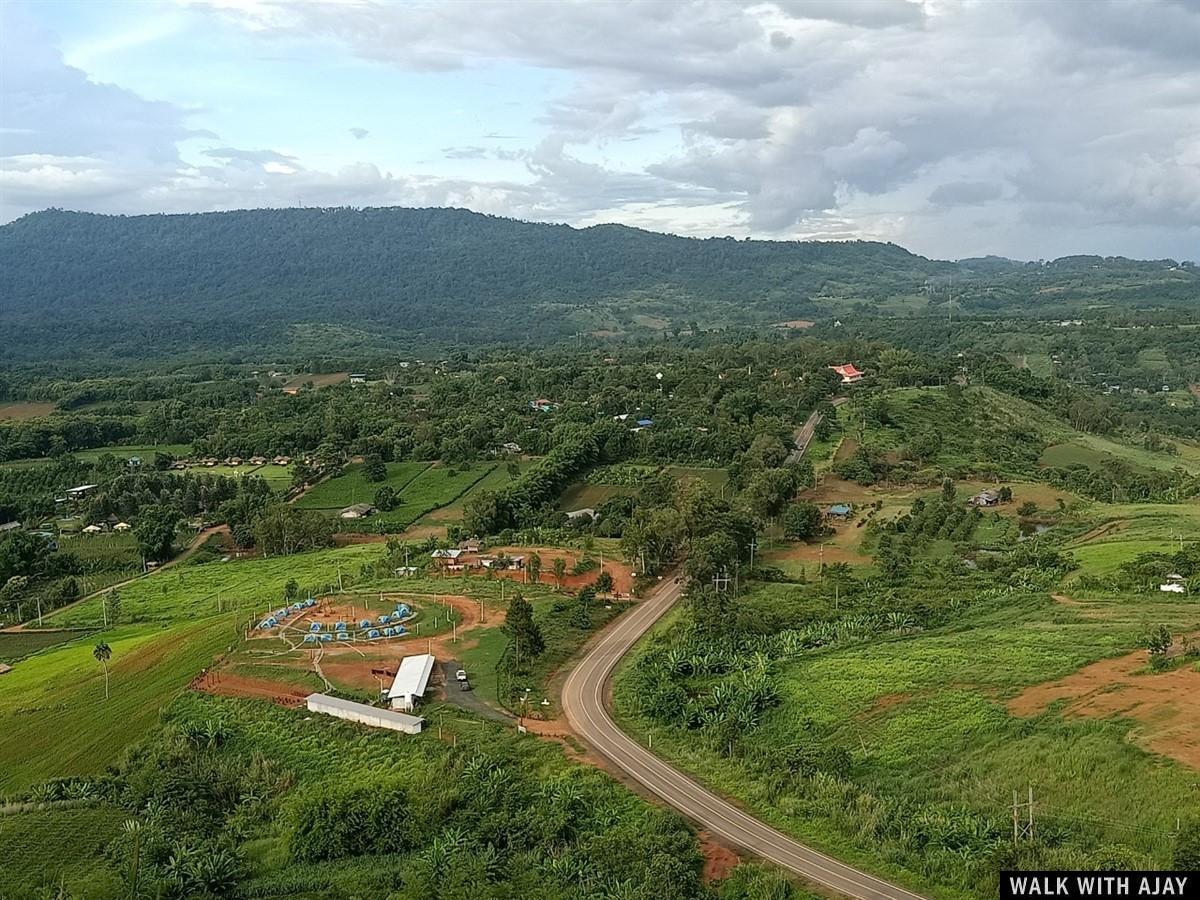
[1,206,1194,364]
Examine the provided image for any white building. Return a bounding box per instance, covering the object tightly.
[388,653,436,712]
[306,693,424,734]
[1160,574,1187,594]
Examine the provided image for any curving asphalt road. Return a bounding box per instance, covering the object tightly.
[562,577,927,900]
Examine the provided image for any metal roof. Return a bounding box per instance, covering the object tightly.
[305,693,424,730]
[388,653,436,701]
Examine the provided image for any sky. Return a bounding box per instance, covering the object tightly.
[1,0,1198,261]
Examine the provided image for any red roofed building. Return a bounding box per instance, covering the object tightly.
[829,364,865,384]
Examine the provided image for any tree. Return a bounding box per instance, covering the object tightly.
[594,569,614,594]
[103,589,120,627]
[998,485,1013,503]
[1140,624,1172,657]
[1174,820,1200,869]
[573,586,595,628]
[291,461,317,490]
[941,477,956,503]
[94,642,112,699]
[527,552,542,585]
[783,502,823,541]
[362,454,387,483]
[1017,501,1038,517]
[134,505,182,562]
[502,593,544,665]
[284,579,299,601]
[552,557,567,590]
[374,485,400,511]
[253,505,334,556]
[683,532,738,585]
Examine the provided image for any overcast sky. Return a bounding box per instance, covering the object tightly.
[2,0,1198,260]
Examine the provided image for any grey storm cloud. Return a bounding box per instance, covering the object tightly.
[2,0,1198,261]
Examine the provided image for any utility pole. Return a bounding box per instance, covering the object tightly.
[712,569,731,593]
[1012,786,1035,843]
[749,540,757,572]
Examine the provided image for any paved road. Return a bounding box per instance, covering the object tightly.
[562,577,926,900]
[786,396,848,465]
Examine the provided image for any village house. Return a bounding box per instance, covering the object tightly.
[565,507,598,522]
[249,455,267,466]
[826,503,853,520]
[970,490,1001,507]
[458,538,482,553]
[339,503,376,519]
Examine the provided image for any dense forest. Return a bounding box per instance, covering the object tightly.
[1,207,1194,365]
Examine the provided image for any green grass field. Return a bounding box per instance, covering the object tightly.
[0,629,94,662]
[0,617,234,793]
[72,443,191,463]
[0,805,124,896]
[420,459,534,523]
[295,461,431,509]
[47,544,385,627]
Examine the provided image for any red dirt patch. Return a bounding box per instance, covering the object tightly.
[772,319,815,330]
[1068,520,1129,546]
[698,831,740,883]
[193,670,308,707]
[0,401,56,421]
[1009,642,1200,770]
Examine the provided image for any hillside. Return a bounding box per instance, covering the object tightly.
[0,207,948,363]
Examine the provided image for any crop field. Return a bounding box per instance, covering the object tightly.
[1063,501,1200,576]
[333,463,498,531]
[0,617,234,792]
[0,806,124,895]
[296,460,431,509]
[0,629,93,662]
[0,401,56,421]
[419,459,534,523]
[72,443,191,462]
[279,371,349,391]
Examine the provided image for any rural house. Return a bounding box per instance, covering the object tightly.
[826,503,853,520]
[340,503,376,519]
[969,490,1000,507]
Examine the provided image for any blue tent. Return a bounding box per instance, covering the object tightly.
[394,625,407,635]
[378,614,391,624]
[382,626,395,637]
[320,633,333,642]
[367,629,380,639]
[335,621,347,630]
[305,598,316,607]
[303,633,318,643]
[359,619,372,629]
[394,604,411,618]
[257,620,272,629]
[309,622,322,632]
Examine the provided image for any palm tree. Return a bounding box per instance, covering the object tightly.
[552,557,567,590]
[93,642,112,699]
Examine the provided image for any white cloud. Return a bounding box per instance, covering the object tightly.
[2,0,1198,259]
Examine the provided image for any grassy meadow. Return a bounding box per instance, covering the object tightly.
[0,617,235,793]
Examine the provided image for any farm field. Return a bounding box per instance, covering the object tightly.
[0,616,234,792]
[0,401,56,420]
[1063,501,1200,576]
[313,463,499,532]
[295,460,431,510]
[0,629,93,662]
[279,371,348,391]
[0,805,124,897]
[72,443,191,462]
[418,458,534,523]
